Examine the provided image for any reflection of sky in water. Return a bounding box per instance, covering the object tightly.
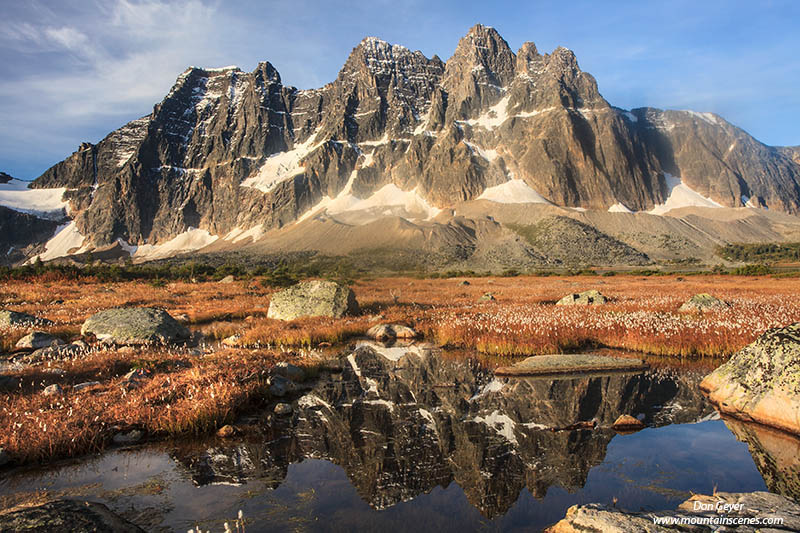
[0,420,769,532]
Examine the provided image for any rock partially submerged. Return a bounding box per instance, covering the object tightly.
[366,324,419,341]
[546,491,800,532]
[15,331,64,350]
[701,323,800,435]
[267,280,359,321]
[495,354,647,377]
[0,499,145,532]
[81,307,190,345]
[0,310,53,328]
[556,290,607,306]
[679,293,729,312]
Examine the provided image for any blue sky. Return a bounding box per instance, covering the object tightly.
[1,0,798,180]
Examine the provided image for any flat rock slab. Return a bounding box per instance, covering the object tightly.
[495,354,647,376]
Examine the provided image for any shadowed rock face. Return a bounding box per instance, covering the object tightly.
[172,345,713,518]
[25,25,800,253]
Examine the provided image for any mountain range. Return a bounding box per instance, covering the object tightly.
[3,24,800,269]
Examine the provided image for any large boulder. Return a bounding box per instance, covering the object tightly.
[0,310,53,328]
[679,293,729,312]
[556,290,607,306]
[267,280,359,321]
[0,500,145,532]
[701,323,800,435]
[81,307,190,345]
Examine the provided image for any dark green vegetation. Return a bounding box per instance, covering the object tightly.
[717,242,800,263]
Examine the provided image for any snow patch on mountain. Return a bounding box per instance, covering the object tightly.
[608,202,633,213]
[224,224,267,244]
[0,179,69,220]
[37,222,88,262]
[649,173,723,215]
[134,228,218,260]
[464,96,510,129]
[241,134,320,193]
[477,179,552,204]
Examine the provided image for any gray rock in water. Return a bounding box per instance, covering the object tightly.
[274,403,293,416]
[556,290,607,306]
[15,331,65,350]
[679,293,729,312]
[701,323,800,435]
[0,499,145,532]
[267,280,359,321]
[366,324,419,341]
[43,383,63,396]
[0,310,53,328]
[113,429,144,445]
[0,447,9,467]
[81,307,190,345]
[273,362,306,382]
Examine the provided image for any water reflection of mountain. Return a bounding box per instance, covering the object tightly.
[173,344,715,518]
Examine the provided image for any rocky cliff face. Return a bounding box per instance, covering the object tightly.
[17,24,800,257]
[172,343,713,518]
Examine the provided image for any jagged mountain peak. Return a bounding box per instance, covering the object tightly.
[6,25,800,265]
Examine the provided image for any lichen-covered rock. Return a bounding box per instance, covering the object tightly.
[366,324,418,341]
[679,293,729,312]
[15,331,65,350]
[0,500,145,532]
[267,280,359,321]
[0,310,53,328]
[701,323,800,435]
[546,491,800,532]
[81,307,190,345]
[556,290,607,306]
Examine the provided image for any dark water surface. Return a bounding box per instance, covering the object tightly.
[1,343,797,532]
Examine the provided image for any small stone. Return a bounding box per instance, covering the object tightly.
[274,403,293,416]
[219,275,235,284]
[43,384,63,396]
[612,414,645,430]
[222,334,241,347]
[73,381,102,392]
[273,362,306,382]
[679,293,729,312]
[216,424,237,438]
[556,290,607,306]
[15,331,65,350]
[479,292,496,302]
[268,375,291,397]
[112,429,143,445]
[459,280,470,286]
